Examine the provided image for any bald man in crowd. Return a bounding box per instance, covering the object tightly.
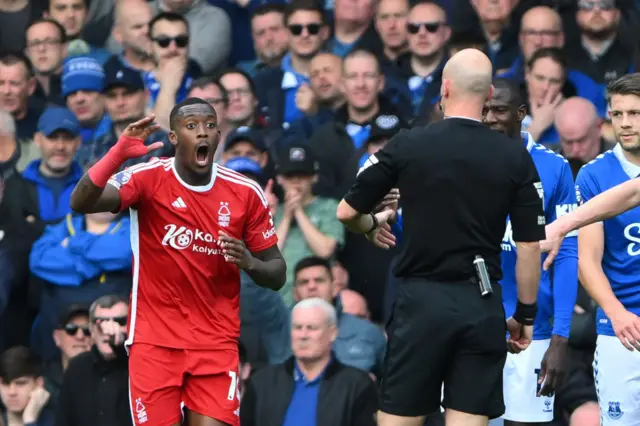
[340,289,370,320]
[337,49,546,426]
[105,0,155,72]
[554,97,614,164]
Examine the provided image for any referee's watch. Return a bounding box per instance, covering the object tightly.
[366,213,379,234]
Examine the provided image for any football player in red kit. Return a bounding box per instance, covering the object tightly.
[69,98,286,426]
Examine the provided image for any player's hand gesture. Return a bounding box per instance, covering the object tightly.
[219,231,253,269]
[117,115,164,159]
[506,317,533,353]
[610,308,640,351]
[365,210,397,249]
[374,188,400,217]
[540,221,566,270]
[538,335,568,396]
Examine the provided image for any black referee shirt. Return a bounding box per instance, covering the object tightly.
[344,117,546,282]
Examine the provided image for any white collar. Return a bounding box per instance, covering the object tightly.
[521,131,536,152]
[613,144,640,179]
[171,158,217,192]
[443,115,481,123]
[281,71,299,90]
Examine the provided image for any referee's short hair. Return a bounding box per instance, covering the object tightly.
[294,256,333,280]
[292,297,338,327]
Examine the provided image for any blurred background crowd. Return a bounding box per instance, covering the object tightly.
[0,0,632,424]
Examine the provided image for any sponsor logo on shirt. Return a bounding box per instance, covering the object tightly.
[161,224,222,256]
[556,203,578,237]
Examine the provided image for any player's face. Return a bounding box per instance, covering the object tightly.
[609,94,640,153]
[482,88,525,139]
[0,376,39,414]
[170,104,220,176]
[294,265,337,303]
[291,307,337,362]
[53,315,91,360]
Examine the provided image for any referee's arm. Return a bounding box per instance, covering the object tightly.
[337,135,403,232]
[510,149,547,306]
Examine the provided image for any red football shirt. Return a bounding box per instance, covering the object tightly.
[107,157,278,350]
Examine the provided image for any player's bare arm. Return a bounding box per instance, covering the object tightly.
[218,231,286,291]
[579,222,640,351]
[542,178,640,268]
[69,115,163,214]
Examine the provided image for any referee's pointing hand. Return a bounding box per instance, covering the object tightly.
[366,210,397,249]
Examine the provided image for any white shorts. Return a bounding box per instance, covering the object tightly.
[503,339,554,422]
[594,335,640,426]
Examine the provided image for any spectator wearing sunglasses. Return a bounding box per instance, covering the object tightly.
[28,211,132,362]
[55,295,132,426]
[43,304,90,409]
[254,0,330,132]
[148,0,231,76]
[384,0,450,117]
[145,12,202,114]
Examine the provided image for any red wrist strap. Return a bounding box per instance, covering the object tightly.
[87,139,131,188]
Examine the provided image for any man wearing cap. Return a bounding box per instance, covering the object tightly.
[274,144,345,306]
[43,304,91,408]
[21,107,83,224]
[88,62,173,170]
[61,56,111,146]
[219,126,270,168]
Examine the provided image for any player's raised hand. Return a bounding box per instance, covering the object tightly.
[117,115,164,159]
[610,308,640,351]
[219,231,253,269]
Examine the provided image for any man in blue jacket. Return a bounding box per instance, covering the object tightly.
[22,107,83,225]
[29,212,132,361]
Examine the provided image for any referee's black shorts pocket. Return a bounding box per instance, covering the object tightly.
[380,279,457,417]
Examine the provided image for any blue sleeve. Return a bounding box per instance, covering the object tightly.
[549,161,579,338]
[390,210,403,244]
[29,223,86,287]
[239,272,291,364]
[66,219,132,273]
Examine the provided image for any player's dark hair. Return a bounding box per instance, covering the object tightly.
[492,78,526,109]
[26,18,67,43]
[294,256,333,281]
[342,49,380,75]
[284,0,326,25]
[251,2,286,21]
[526,47,566,74]
[169,97,216,130]
[149,12,189,36]
[0,51,34,78]
[189,76,229,106]
[606,73,640,104]
[0,346,42,384]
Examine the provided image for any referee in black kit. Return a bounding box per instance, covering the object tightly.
[336,49,546,426]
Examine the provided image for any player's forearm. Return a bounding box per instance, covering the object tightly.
[245,254,287,291]
[557,179,640,235]
[70,174,120,214]
[551,238,578,338]
[339,211,376,235]
[515,241,542,305]
[579,261,624,318]
[295,211,337,258]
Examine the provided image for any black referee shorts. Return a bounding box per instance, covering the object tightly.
[379,278,507,419]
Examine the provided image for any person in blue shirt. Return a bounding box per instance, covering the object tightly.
[22,107,84,225]
[543,73,640,426]
[483,78,578,425]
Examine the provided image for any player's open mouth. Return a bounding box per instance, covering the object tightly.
[195,144,210,167]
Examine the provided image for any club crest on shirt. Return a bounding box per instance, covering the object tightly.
[218,201,231,227]
[608,401,623,420]
[575,185,583,205]
[111,170,132,188]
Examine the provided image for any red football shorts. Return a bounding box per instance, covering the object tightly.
[128,343,240,426]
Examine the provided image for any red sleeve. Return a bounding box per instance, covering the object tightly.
[243,186,278,252]
[107,161,157,211]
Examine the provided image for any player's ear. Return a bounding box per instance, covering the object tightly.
[517,104,527,122]
[169,131,178,146]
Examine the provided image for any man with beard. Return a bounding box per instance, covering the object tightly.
[105,0,155,73]
[90,62,173,170]
[543,72,640,426]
